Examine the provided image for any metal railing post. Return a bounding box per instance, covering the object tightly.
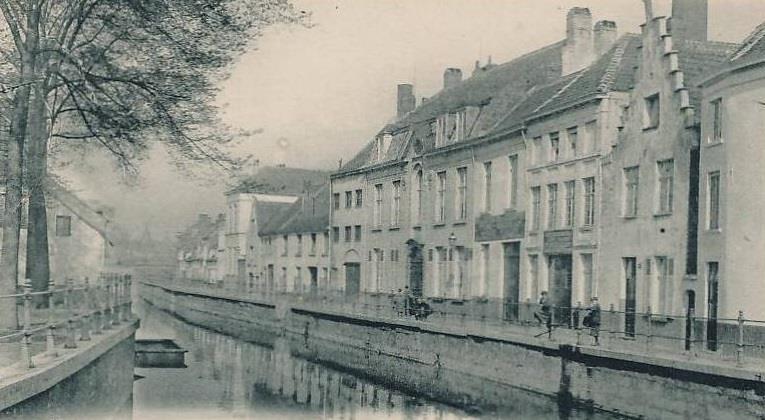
[687,308,696,358]
[112,275,121,325]
[575,301,582,346]
[103,277,112,330]
[46,324,57,356]
[22,281,32,330]
[737,310,745,368]
[64,318,77,349]
[646,306,653,353]
[609,304,616,345]
[80,313,91,341]
[21,331,34,368]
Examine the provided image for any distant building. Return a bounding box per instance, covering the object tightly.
[177,213,225,283]
[222,165,328,288]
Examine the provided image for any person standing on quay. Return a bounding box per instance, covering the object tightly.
[584,297,602,346]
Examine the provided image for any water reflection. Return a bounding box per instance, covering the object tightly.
[134,301,473,420]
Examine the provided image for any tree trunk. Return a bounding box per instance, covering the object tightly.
[25,81,50,297]
[0,74,33,330]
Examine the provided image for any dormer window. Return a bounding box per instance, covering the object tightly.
[435,115,447,147]
[453,110,467,142]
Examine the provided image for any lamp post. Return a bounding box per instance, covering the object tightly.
[448,232,457,298]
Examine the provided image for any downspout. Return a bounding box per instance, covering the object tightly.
[328,178,334,293]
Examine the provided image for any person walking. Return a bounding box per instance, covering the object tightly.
[584,296,602,346]
[534,291,552,336]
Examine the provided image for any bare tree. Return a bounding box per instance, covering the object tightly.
[0,0,306,327]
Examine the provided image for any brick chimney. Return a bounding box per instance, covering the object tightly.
[562,7,595,75]
[594,20,617,56]
[669,0,708,42]
[443,68,463,90]
[397,84,416,119]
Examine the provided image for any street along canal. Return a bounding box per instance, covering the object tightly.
[133,300,625,419]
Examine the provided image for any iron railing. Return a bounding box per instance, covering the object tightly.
[0,273,134,371]
[158,277,765,369]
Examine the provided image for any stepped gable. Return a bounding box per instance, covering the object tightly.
[258,182,330,236]
[492,34,641,133]
[230,166,328,196]
[675,39,738,119]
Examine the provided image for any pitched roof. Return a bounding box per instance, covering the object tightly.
[229,166,329,195]
[728,22,765,68]
[336,39,565,174]
[254,201,297,233]
[492,34,641,133]
[675,39,738,114]
[258,183,330,236]
[45,179,113,243]
[176,214,224,255]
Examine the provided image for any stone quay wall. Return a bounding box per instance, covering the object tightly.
[140,282,765,419]
[0,321,139,419]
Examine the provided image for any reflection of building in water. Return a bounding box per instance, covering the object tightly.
[156,312,461,420]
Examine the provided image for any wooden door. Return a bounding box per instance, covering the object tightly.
[345,263,360,297]
[503,243,521,320]
[624,257,637,337]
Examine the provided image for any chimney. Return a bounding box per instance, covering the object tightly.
[594,20,617,56]
[443,68,462,90]
[396,84,416,119]
[669,0,708,42]
[562,7,595,75]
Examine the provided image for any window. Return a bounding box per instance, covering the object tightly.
[413,169,423,224]
[531,187,541,231]
[296,234,303,256]
[345,191,353,209]
[547,184,558,229]
[454,110,467,142]
[644,93,660,129]
[654,257,674,314]
[564,180,575,227]
[435,115,447,147]
[374,249,384,291]
[55,215,72,237]
[332,227,340,243]
[623,166,639,217]
[374,184,383,227]
[437,247,448,296]
[549,132,560,161]
[310,233,317,256]
[711,98,723,143]
[436,171,446,223]
[332,193,340,210]
[282,235,288,256]
[567,127,578,158]
[391,180,401,226]
[708,171,720,230]
[280,267,287,291]
[583,120,597,154]
[583,177,596,226]
[322,232,329,255]
[507,155,518,209]
[581,254,594,302]
[355,189,363,207]
[344,226,352,242]
[528,255,539,299]
[294,267,302,292]
[532,136,543,164]
[354,225,362,242]
[657,159,674,214]
[483,161,492,212]
[456,167,468,220]
[479,244,490,297]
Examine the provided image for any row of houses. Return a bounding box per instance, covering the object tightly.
[177,1,765,330]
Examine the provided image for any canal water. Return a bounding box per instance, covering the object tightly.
[133,301,623,419]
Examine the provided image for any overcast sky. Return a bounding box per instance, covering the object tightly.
[63,0,765,237]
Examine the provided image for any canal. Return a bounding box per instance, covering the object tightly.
[133,301,625,419]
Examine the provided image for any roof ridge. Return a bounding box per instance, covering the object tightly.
[531,70,586,115]
[731,21,765,61]
[597,36,633,93]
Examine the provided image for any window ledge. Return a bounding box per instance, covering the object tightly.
[388,226,400,231]
[622,215,637,220]
[412,225,422,230]
[371,228,383,233]
[453,220,467,226]
[579,226,594,233]
[705,140,724,148]
[653,212,673,218]
[705,228,722,234]
[528,231,539,236]
[433,223,446,228]
[643,125,659,132]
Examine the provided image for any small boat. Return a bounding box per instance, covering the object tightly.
[135,339,188,368]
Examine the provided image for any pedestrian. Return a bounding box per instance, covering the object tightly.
[534,291,552,335]
[583,296,601,346]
